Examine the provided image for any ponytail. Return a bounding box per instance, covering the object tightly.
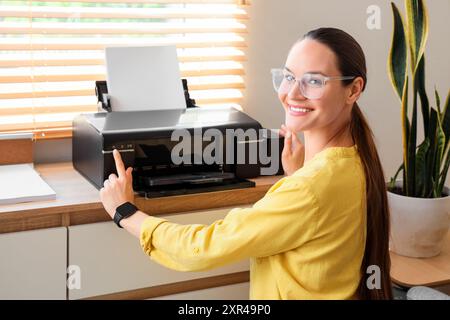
[351,104,393,300]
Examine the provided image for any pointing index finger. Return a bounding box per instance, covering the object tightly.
[113,149,126,178]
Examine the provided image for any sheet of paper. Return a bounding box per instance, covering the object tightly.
[105,45,186,112]
[0,164,56,205]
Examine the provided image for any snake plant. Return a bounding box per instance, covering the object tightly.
[387,0,450,198]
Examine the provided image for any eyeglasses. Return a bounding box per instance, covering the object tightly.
[271,68,355,100]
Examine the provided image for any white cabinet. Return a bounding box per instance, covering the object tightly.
[0,227,67,300]
[68,206,250,300]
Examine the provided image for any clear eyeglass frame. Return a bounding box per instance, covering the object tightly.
[271,68,356,100]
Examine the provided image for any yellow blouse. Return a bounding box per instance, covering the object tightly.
[140,145,367,299]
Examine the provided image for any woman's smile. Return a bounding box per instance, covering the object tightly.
[287,104,314,117]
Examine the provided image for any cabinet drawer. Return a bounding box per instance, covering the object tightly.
[0,227,67,300]
[151,282,250,300]
[68,206,251,299]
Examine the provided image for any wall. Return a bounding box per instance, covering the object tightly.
[35,0,450,185]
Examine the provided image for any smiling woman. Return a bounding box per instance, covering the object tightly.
[283,28,393,300]
[99,27,393,300]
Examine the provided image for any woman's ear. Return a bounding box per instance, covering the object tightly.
[347,76,364,104]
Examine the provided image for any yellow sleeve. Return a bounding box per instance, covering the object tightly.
[139,177,319,272]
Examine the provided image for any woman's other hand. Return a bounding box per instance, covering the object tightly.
[280,124,305,176]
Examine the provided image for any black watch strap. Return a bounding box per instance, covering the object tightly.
[114,202,138,228]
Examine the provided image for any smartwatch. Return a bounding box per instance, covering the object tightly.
[114,202,138,228]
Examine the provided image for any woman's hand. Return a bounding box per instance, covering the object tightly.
[100,149,135,218]
[279,124,305,176]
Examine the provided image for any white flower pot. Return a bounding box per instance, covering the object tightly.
[387,182,450,258]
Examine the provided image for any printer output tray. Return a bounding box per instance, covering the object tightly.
[135,171,255,198]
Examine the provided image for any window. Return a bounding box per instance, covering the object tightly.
[0,0,249,139]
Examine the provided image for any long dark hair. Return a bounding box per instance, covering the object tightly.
[302,27,393,300]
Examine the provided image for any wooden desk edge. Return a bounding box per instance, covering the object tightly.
[390,277,450,288]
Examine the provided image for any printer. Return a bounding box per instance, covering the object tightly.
[72,82,283,198]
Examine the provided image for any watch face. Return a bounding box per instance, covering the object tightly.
[118,202,137,217]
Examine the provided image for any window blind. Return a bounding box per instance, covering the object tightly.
[0,0,249,139]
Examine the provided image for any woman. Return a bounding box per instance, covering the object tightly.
[100,27,393,300]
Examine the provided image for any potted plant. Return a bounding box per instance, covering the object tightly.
[387,0,450,258]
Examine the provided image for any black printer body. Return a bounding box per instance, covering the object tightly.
[72,106,283,198]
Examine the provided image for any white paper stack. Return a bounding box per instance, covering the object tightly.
[0,164,56,205]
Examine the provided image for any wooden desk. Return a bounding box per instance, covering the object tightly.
[0,162,282,234]
[390,233,450,288]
